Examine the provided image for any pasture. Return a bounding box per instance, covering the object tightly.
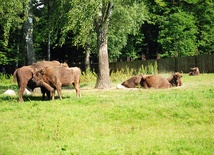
[0,73,213,154]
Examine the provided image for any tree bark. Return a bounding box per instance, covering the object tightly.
[85,45,90,72]
[24,0,36,65]
[95,2,112,89]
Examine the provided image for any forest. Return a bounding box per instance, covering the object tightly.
[1,0,214,73]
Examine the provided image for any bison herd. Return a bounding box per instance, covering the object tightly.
[120,72,182,89]
[13,60,81,102]
[12,60,200,102]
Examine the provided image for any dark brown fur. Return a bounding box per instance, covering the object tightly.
[121,75,143,88]
[32,66,81,100]
[167,72,182,86]
[13,61,61,102]
[189,67,200,76]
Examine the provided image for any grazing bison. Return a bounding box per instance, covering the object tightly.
[121,75,144,88]
[13,61,61,102]
[189,67,200,76]
[32,66,81,100]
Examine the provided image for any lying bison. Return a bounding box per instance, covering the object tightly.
[32,66,81,100]
[189,67,200,76]
[140,75,171,88]
[13,61,61,102]
[140,72,182,89]
[121,75,143,88]
[121,72,182,89]
[167,72,182,86]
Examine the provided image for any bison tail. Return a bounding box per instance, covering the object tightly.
[13,69,18,83]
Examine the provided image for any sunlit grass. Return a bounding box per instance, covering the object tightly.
[0,73,213,154]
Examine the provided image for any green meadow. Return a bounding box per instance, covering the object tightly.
[0,73,213,155]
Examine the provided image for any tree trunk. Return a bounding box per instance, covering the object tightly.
[95,42,111,88]
[85,45,90,72]
[24,0,35,65]
[95,2,112,89]
[47,0,51,61]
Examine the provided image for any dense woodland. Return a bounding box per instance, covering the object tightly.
[0,0,214,87]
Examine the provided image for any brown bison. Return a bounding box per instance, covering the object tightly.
[167,72,182,86]
[32,66,81,100]
[141,72,182,88]
[121,75,143,88]
[121,72,182,89]
[189,67,200,76]
[13,61,61,102]
[140,75,171,89]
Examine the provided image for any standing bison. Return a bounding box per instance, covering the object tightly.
[32,66,81,100]
[121,72,182,89]
[13,61,61,102]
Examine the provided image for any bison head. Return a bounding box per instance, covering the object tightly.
[169,72,182,86]
[32,68,45,83]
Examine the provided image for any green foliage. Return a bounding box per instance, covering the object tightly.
[138,62,158,75]
[158,12,198,57]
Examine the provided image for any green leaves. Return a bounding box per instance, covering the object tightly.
[158,12,198,57]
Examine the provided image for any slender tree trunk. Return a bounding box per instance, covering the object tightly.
[95,2,112,89]
[47,0,51,61]
[47,32,51,60]
[24,0,35,65]
[85,45,90,72]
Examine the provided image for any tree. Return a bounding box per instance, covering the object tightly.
[0,0,29,65]
[58,0,147,88]
[193,0,214,54]
[24,0,36,65]
[158,11,198,57]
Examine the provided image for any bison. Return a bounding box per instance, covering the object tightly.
[140,75,171,89]
[189,67,200,76]
[121,72,182,89]
[13,61,62,102]
[167,72,182,86]
[121,75,144,88]
[141,72,182,88]
[32,66,81,100]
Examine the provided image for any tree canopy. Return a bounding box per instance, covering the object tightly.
[0,0,214,75]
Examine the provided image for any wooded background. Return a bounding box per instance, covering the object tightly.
[108,54,214,74]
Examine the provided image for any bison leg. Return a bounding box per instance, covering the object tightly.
[18,82,28,102]
[41,87,50,100]
[73,83,81,97]
[51,90,55,100]
[57,86,62,100]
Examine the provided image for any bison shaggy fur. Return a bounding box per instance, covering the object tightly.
[32,66,81,100]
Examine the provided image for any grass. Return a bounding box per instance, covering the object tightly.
[0,73,213,154]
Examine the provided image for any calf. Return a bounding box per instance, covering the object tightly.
[32,66,81,100]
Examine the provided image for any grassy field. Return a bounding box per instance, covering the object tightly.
[0,73,213,154]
